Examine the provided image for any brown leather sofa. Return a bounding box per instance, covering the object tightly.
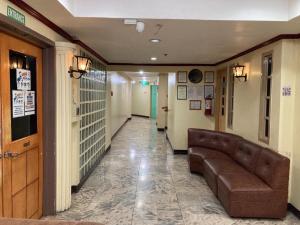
[187,128,290,219]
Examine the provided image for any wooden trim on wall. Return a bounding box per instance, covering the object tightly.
[8,0,73,41]
[108,62,216,66]
[215,34,300,65]
[8,0,108,65]
[7,0,300,67]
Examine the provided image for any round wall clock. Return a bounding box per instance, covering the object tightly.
[188,69,203,83]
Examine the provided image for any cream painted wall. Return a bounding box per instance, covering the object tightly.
[132,82,151,117]
[167,69,216,150]
[219,41,283,151]
[217,39,300,209]
[109,72,132,136]
[167,73,176,146]
[290,41,300,208]
[157,74,168,129]
[105,74,112,149]
[280,40,300,209]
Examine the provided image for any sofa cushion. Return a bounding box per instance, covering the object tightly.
[218,173,272,202]
[189,147,231,160]
[233,140,262,173]
[188,147,230,174]
[188,129,240,156]
[204,158,248,176]
[203,158,248,195]
[255,148,290,190]
[217,173,287,218]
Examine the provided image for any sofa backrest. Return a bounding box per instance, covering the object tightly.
[233,140,263,173]
[188,128,240,156]
[255,148,290,190]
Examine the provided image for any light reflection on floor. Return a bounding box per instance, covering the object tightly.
[46,117,299,225]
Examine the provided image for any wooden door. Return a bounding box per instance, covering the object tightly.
[0,32,43,219]
[215,68,227,131]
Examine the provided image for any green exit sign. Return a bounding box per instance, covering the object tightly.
[7,6,25,25]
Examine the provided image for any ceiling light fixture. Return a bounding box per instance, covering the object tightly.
[139,70,144,75]
[151,57,157,61]
[150,38,161,43]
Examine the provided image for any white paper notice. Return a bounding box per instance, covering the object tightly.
[25,91,35,115]
[188,85,203,100]
[12,90,25,118]
[16,69,31,90]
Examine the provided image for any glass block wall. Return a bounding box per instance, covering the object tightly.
[79,53,106,180]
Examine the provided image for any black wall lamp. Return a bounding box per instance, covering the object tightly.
[233,63,247,82]
[68,55,92,79]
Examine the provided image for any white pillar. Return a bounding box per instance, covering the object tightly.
[55,42,76,212]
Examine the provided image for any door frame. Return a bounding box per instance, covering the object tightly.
[0,18,56,216]
[0,32,43,218]
[215,67,228,131]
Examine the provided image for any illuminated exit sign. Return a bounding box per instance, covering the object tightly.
[7,6,25,25]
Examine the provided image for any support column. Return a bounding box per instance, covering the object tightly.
[55,42,76,212]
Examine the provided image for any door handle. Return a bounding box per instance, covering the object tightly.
[4,152,20,159]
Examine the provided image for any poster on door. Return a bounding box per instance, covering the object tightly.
[16,69,31,91]
[25,91,35,115]
[12,90,25,118]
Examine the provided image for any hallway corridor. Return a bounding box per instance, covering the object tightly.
[49,117,298,225]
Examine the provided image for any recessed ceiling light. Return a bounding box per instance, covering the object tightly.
[150,38,161,43]
[139,70,144,75]
[151,57,157,61]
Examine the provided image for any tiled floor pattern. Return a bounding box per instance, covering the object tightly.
[47,117,299,225]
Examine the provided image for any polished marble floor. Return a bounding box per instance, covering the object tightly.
[48,117,299,225]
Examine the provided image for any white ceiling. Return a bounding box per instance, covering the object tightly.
[58,0,299,21]
[24,0,300,64]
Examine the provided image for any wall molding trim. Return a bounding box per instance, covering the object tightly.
[109,62,215,67]
[71,145,111,193]
[166,133,188,154]
[131,114,150,118]
[8,0,108,64]
[8,0,300,67]
[111,117,131,140]
[288,203,300,219]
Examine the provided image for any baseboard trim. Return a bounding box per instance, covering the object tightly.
[173,150,188,154]
[131,114,150,118]
[112,117,131,140]
[157,128,165,131]
[288,203,300,219]
[71,145,111,193]
[165,133,187,154]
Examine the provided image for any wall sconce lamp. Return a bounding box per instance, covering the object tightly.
[68,55,92,79]
[233,63,247,82]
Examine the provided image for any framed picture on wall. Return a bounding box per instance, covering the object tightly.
[177,85,187,100]
[177,71,187,83]
[204,71,215,83]
[189,100,202,110]
[204,85,214,99]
